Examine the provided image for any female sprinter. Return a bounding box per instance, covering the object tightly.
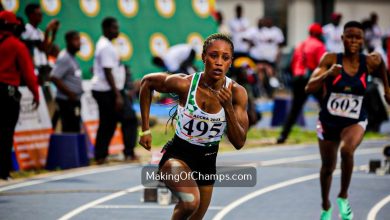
[139,33,249,219]
[306,21,390,220]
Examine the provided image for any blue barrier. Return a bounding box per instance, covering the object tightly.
[11,150,19,171]
[271,97,305,127]
[45,134,89,170]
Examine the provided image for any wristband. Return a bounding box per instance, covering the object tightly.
[139,129,151,137]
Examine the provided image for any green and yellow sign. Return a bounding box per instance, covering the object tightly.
[4,0,217,79]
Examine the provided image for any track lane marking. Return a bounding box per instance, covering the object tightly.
[213,151,375,220]
[58,185,144,220]
[92,205,224,210]
[0,164,138,192]
[367,194,390,220]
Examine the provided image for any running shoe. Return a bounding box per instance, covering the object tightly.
[320,207,332,220]
[337,197,353,220]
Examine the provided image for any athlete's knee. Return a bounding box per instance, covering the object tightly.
[321,166,336,176]
[321,162,336,175]
[340,147,354,160]
[180,199,200,216]
[340,143,356,160]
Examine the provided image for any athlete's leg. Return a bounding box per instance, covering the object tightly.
[319,139,339,210]
[338,123,365,199]
[189,185,213,220]
[160,158,200,220]
[277,76,309,143]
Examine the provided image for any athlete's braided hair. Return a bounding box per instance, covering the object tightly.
[202,33,234,58]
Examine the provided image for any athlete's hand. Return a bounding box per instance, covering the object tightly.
[139,134,152,151]
[327,64,342,77]
[217,82,233,110]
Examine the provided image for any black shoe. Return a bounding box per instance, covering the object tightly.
[124,154,140,163]
[96,158,107,165]
[1,175,12,181]
[276,136,286,144]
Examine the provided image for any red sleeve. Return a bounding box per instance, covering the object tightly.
[291,43,305,77]
[16,42,39,101]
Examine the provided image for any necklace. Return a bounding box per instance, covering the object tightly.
[202,77,226,93]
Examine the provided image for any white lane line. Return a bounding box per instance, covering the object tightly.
[242,147,381,167]
[58,185,144,220]
[1,142,383,192]
[220,139,388,157]
[220,144,313,157]
[0,164,136,192]
[56,147,379,219]
[92,205,224,210]
[212,163,368,220]
[212,173,320,220]
[367,194,390,220]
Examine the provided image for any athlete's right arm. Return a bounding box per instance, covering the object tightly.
[138,73,189,151]
[305,53,339,93]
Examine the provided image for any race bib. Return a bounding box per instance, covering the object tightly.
[176,107,225,146]
[327,93,363,119]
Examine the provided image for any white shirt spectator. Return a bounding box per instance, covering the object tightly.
[322,23,343,53]
[366,24,387,67]
[367,24,383,49]
[245,26,284,63]
[21,23,48,67]
[229,17,250,53]
[162,44,193,72]
[92,36,125,91]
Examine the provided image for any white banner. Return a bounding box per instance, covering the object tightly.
[14,87,52,170]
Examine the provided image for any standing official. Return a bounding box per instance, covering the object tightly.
[0,11,39,180]
[50,31,83,133]
[91,17,137,164]
[277,23,326,144]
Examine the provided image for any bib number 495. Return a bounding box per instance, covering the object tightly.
[183,119,222,138]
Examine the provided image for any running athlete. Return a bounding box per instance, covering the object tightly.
[139,33,249,219]
[306,21,390,220]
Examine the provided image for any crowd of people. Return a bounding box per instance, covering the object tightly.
[214,5,390,142]
[0,4,139,180]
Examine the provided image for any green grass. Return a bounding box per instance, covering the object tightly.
[10,169,51,179]
[142,123,388,152]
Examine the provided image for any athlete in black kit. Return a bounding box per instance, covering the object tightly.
[306,21,390,220]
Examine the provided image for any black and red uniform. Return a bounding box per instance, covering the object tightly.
[317,53,368,141]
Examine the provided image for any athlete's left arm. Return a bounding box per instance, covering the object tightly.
[217,82,249,150]
[367,52,390,104]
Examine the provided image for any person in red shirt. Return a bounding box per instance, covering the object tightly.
[277,23,326,143]
[0,11,39,180]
